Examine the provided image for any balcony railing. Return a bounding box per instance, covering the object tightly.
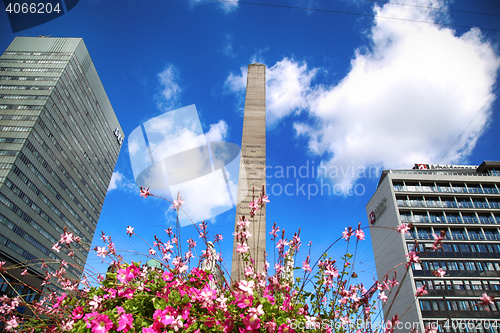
[394,185,499,194]
[397,200,498,209]
[485,234,500,240]
[468,234,485,240]
[401,215,500,224]
[405,233,500,241]
[389,169,497,178]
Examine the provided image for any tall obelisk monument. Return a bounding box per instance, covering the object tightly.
[231,63,266,281]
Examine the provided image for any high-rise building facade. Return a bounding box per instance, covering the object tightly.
[0,37,123,300]
[367,161,500,332]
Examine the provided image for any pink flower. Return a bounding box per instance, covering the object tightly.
[302,260,312,273]
[84,311,99,328]
[21,268,28,275]
[140,187,151,198]
[270,223,280,238]
[261,195,270,203]
[162,270,174,281]
[60,232,74,244]
[236,243,250,253]
[378,291,388,302]
[264,320,277,333]
[405,251,420,267]
[342,227,352,241]
[118,288,135,299]
[0,261,5,271]
[61,320,74,331]
[90,314,113,333]
[5,317,19,331]
[479,293,494,307]
[153,309,174,326]
[142,326,160,333]
[52,243,61,253]
[126,226,134,236]
[397,223,410,235]
[243,314,261,331]
[89,295,102,310]
[72,306,84,320]
[248,304,264,317]
[355,229,365,241]
[170,316,184,332]
[117,313,134,332]
[238,219,250,228]
[149,248,156,255]
[96,246,107,258]
[117,268,129,283]
[432,232,445,250]
[127,265,141,278]
[277,323,295,333]
[324,265,339,278]
[238,280,255,294]
[173,198,185,210]
[235,293,253,308]
[248,200,260,210]
[415,286,428,297]
[53,293,67,309]
[433,268,446,277]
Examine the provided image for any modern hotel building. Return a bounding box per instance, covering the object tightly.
[367,161,500,332]
[0,37,123,301]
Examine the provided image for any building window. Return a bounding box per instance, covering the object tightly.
[441,243,455,252]
[420,300,432,311]
[0,150,18,156]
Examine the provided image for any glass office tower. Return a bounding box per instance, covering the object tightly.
[0,37,123,301]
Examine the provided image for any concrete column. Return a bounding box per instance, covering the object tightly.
[231,63,266,282]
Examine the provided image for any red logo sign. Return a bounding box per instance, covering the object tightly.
[369,212,376,224]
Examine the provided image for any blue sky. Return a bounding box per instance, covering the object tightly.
[1,0,500,301]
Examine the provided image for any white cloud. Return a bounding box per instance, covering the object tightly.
[107,171,136,192]
[226,0,500,187]
[219,0,238,13]
[189,0,238,13]
[225,66,247,93]
[266,58,318,124]
[225,58,318,123]
[222,34,236,57]
[157,64,181,111]
[205,120,228,142]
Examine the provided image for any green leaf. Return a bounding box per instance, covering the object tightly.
[153,297,167,310]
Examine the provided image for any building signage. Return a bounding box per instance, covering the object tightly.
[413,164,477,170]
[370,197,387,224]
[113,128,124,145]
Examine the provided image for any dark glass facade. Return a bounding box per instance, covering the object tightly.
[0,37,123,300]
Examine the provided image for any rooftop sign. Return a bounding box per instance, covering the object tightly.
[413,164,477,170]
[113,128,124,145]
